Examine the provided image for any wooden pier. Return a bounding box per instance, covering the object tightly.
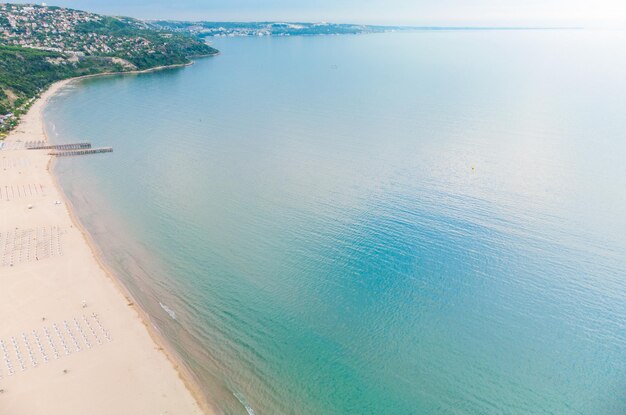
[28,142,92,150]
[50,147,113,157]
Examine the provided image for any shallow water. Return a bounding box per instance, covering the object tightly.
[48,31,626,414]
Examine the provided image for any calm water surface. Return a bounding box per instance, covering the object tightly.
[47,31,626,414]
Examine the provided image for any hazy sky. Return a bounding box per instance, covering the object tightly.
[13,0,626,25]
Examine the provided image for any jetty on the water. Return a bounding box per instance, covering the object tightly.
[50,147,113,157]
[25,141,113,157]
[27,142,92,150]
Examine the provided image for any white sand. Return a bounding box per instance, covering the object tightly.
[0,80,211,414]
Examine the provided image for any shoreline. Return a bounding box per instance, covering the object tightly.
[50,172,214,414]
[48,58,218,412]
[1,61,215,414]
[1,54,218,138]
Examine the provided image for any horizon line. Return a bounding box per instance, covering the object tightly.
[142,20,586,31]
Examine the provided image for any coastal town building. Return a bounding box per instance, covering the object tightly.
[0,3,162,56]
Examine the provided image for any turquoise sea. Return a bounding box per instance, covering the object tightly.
[46,31,625,415]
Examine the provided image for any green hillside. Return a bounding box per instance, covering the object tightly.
[0,3,218,135]
[0,45,124,114]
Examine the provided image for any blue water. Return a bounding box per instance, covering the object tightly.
[46,31,626,414]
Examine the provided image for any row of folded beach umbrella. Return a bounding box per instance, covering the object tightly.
[0,313,111,378]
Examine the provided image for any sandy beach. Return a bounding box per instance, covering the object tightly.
[0,79,209,414]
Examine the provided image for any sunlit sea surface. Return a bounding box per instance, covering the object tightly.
[47,31,626,415]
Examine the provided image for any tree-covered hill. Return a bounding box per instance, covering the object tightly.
[0,3,218,134]
[0,45,128,115]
